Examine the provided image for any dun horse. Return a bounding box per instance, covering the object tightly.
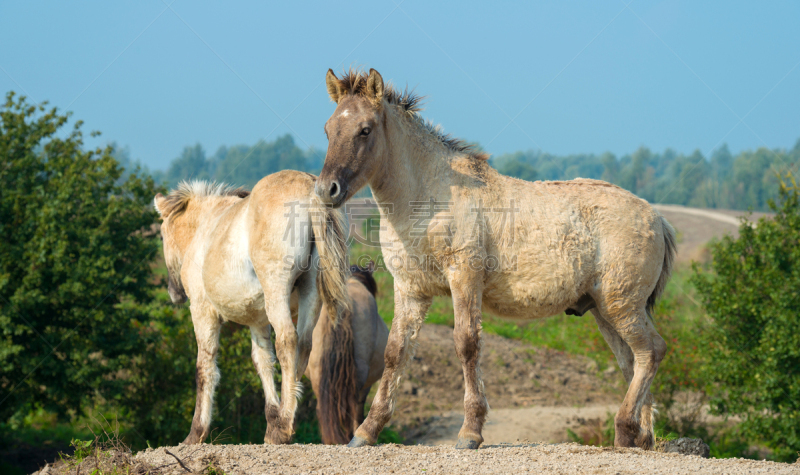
[154,171,349,444]
[316,68,676,450]
[307,262,389,444]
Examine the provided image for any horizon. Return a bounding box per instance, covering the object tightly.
[140,132,800,172]
[2,1,798,171]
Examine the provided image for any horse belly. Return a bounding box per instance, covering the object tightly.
[386,253,450,297]
[482,285,577,320]
[482,249,589,320]
[204,241,268,326]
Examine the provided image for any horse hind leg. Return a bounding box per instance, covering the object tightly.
[593,307,666,449]
[265,294,301,444]
[640,392,657,447]
[250,324,280,443]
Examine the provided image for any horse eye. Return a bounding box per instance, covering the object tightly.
[361,127,371,136]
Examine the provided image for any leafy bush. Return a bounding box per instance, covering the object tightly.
[692,175,800,462]
[0,92,162,422]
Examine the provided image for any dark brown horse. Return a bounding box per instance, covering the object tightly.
[306,262,389,444]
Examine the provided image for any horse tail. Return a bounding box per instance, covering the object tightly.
[647,214,677,318]
[315,302,360,444]
[310,196,350,325]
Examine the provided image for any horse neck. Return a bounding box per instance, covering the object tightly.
[369,108,451,221]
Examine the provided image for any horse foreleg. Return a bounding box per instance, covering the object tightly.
[451,280,488,450]
[349,288,431,447]
[184,302,221,445]
[267,300,300,444]
[250,324,280,443]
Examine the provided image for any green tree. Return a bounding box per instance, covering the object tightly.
[0,92,162,422]
[692,175,800,462]
[164,143,214,188]
[490,143,800,211]
[214,135,310,188]
[496,158,538,182]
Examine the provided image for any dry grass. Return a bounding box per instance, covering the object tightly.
[37,416,228,475]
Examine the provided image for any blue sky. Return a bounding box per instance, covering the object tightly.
[1,1,798,170]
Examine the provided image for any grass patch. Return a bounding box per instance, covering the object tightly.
[41,418,163,475]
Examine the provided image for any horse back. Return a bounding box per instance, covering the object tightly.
[201,171,318,324]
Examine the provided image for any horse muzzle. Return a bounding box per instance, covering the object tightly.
[315,174,348,208]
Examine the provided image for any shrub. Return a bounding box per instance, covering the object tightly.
[692,174,800,462]
[0,92,162,422]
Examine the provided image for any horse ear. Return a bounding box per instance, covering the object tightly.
[367,260,375,273]
[367,69,384,103]
[326,69,343,103]
[154,193,166,216]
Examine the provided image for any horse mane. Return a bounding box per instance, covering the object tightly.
[333,68,490,161]
[159,180,250,218]
[349,265,378,297]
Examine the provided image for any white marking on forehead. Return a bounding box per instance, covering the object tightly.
[339,109,350,118]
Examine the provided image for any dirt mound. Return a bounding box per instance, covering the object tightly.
[416,405,620,446]
[386,324,623,442]
[130,442,798,475]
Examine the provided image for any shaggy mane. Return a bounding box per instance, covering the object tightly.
[333,68,489,161]
[159,180,250,218]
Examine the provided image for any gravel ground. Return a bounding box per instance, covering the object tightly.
[134,443,799,475]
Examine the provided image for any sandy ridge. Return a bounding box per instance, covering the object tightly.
[652,204,746,227]
[134,442,799,475]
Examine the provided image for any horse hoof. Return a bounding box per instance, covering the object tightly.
[455,438,481,450]
[265,426,293,445]
[348,436,371,448]
[265,434,292,445]
[182,431,204,445]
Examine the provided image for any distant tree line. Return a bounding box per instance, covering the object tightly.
[130,135,325,190]
[144,135,800,211]
[493,142,800,211]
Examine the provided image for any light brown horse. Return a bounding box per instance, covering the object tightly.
[306,261,389,444]
[315,68,676,450]
[154,171,349,445]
